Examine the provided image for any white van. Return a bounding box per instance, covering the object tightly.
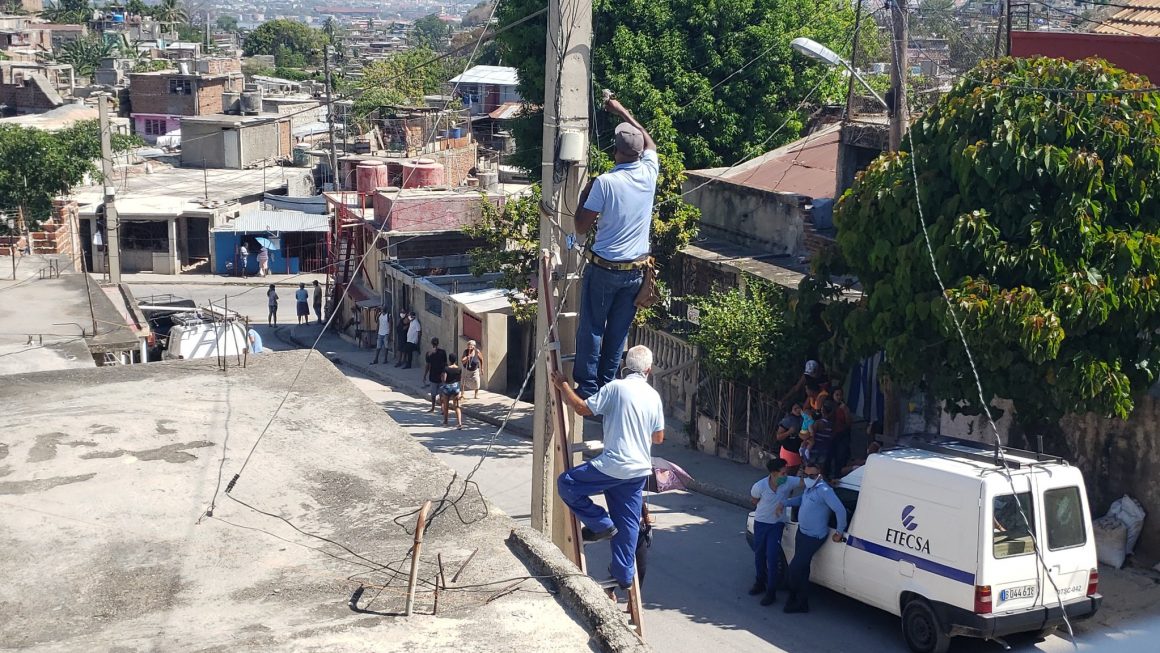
[164,313,249,361]
[747,438,1101,653]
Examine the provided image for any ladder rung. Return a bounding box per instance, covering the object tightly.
[569,440,604,454]
[557,311,578,319]
[560,353,575,362]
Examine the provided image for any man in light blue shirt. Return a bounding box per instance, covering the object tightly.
[247,328,263,354]
[572,95,659,399]
[552,345,664,590]
[749,458,801,606]
[779,462,847,613]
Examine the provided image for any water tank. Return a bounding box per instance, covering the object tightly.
[240,91,262,115]
[478,170,499,192]
[222,92,240,114]
[811,197,835,230]
[292,145,310,167]
[356,161,388,199]
[400,158,444,189]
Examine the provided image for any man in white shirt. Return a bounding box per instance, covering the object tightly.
[552,345,664,590]
[372,308,391,364]
[404,312,421,368]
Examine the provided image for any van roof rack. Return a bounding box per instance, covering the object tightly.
[899,434,1066,470]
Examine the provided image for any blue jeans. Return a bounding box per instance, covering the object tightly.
[787,530,827,606]
[557,461,646,588]
[573,264,643,398]
[753,520,785,595]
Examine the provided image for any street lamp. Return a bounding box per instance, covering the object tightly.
[791,37,887,110]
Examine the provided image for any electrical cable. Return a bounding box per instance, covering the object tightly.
[890,30,1081,648]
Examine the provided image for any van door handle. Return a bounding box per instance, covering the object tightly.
[899,560,915,578]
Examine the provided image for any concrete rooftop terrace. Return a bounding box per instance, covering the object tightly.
[73,166,287,219]
[0,353,597,652]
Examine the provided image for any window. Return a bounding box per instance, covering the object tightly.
[1045,487,1087,551]
[993,492,1037,558]
[168,78,192,95]
[425,291,442,317]
[143,119,168,136]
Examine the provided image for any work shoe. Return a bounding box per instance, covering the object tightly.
[581,526,617,543]
[747,583,766,596]
[760,593,777,606]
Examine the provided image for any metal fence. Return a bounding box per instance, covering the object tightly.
[697,377,786,464]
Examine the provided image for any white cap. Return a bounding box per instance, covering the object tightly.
[804,360,820,376]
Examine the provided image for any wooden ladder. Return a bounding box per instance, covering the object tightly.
[539,252,644,637]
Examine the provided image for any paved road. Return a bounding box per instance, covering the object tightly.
[335,367,1103,653]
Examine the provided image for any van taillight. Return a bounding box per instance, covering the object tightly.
[1087,569,1099,596]
[974,585,992,614]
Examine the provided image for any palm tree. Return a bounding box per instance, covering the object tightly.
[56,36,117,77]
[153,0,188,26]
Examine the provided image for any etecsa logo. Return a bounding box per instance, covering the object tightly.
[901,505,918,532]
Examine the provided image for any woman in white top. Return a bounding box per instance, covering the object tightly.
[461,339,485,399]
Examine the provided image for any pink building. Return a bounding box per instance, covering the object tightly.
[132,114,182,144]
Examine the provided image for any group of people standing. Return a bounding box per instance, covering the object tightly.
[265,280,323,326]
[238,243,271,278]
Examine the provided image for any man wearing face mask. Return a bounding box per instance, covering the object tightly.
[749,458,801,606]
[776,463,847,613]
[552,345,664,591]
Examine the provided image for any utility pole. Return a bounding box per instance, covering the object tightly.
[994,0,1005,58]
[845,0,865,120]
[531,0,591,558]
[1006,1,1014,56]
[889,0,909,152]
[323,45,339,191]
[99,93,121,284]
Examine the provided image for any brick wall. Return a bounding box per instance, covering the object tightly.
[0,199,81,269]
[0,76,62,113]
[394,233,487,259]
[128,73,227,116]
[196,78,226,115]
[199,58,241,75]
[373,190,505,232]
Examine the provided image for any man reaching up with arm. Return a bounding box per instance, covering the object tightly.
[553,345,664,591]
[572,94,659,399]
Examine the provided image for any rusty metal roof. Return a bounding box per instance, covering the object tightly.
[1095,0,1160,36]
[687,122,841,199]
[487,101,522,120]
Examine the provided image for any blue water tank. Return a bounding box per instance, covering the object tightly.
[812,197,835,230]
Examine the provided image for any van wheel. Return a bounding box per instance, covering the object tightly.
[902,599,951,653]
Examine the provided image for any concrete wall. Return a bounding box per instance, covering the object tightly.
[181,120,288,169]
[373,190,503,232]
[0,74,63,113]
[682,175,805,255]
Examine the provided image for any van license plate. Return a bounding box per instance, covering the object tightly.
[999,585,1037,602]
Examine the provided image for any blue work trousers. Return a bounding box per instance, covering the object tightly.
[557,461,646,588]
[787,530,827,606]
[573,263,643,398]
[752,520,786,595]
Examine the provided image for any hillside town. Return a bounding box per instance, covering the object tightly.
[3,1,1160,652]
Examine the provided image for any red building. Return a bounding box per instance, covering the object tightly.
[1011,30,1160,84]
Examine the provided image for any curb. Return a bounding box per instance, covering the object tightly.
[507,526,651,653]
[275,326,532,438]
[124,277,323,287]
[684,478,752,511]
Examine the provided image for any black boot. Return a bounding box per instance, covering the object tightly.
[747,582,766,596]
[760,592,777,606]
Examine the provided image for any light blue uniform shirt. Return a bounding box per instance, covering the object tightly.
[585,373,664,480]
[583,150,660,262]
[752,475,802,524]
[785,480,848,539]
[248,328,263,354]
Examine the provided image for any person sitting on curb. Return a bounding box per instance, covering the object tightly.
[552,345,664,591]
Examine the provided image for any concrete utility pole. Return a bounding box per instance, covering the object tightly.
[323,45,339,191]
[889,0,909,151]
[531,0,591,558]
[98,93,121,284]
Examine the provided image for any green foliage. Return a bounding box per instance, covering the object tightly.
[352,48,459,117]
[830,56,1160,424]
[243,19,327,66]
[133,58,172,73]
[125,0,148,17]
[152,0,188,25]
[40,0,90,23]
[688,278,806,391]
[0,120,140,228]
[56,36,116,77]
[411,13,451,50]
[464,186,541,322]
[496,0,858,177]
[216,15,239,33]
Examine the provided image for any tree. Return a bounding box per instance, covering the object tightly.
[829,57,1160,429]
[125,0,148,17]
[152,0,188,25]
[56,36,117,77]
[688,278,806,391]
[352,47,460,117]
[410,13,450,50]
[464,186,541,322]
[495,0,858,177]
[242,19,327,67]
[462,1,496,28]
[40,0,90,23]
[0,120,141,229]
[216,15,238,33]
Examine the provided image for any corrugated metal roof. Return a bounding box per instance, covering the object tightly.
[488,101,522,120]
[217,210,329,233]
[687,122,841,199]
[1095,0,1160,36]
[449,65,519,86]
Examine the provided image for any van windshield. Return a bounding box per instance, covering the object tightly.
[1045,486,1086,550]
[993,492,1036,559]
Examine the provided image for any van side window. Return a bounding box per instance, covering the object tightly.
[1044,487,1086,550]
[993,492,1036,558]
[827,487,859,530]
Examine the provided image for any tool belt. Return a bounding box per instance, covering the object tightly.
[584,250,650,271]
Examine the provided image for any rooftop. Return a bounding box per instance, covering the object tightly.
[687,122,841,200]
[0,353,595,651]
[449,65,519,87]
[1095,0,1160,37]
[0,103,98,131]
[218,210,329,233]
[74,166,285,219]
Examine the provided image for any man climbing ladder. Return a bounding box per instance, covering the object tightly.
[551,345,664,592]
[572,94,659,399]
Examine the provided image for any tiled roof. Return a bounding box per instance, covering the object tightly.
[1095,0,1160,37]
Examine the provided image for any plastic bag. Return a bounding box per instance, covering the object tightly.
[1107,495,1146,555]
[1094,514,1128,569]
